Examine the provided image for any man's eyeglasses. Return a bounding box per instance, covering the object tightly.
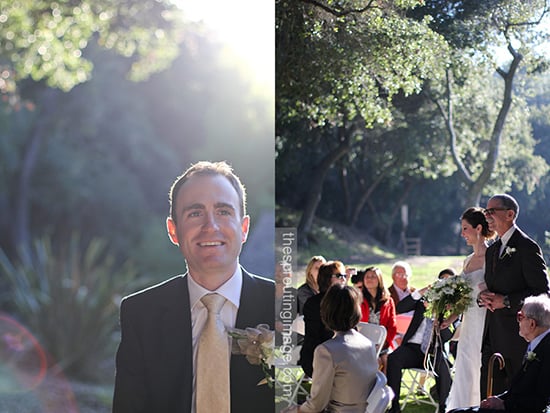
[483,207,510,216]
[331,274,347,280]
[516,311,532,323]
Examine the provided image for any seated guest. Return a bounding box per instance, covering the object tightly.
[298,284,378,413]
[299,260,346,377]
[386,275,455,413]
[448,294,550,413]
[360,266,397,373]
[389,261,416,314]
[297,255,326,314]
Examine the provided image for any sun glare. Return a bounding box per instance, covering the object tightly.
[174,0,274,90]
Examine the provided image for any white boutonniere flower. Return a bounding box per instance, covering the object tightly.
[524,351,539,371]
[501,246,517,259]
[228,324,275,387]
[526,351,538,362]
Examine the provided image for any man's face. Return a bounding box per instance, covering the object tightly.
[392,266,409,290]
[517,306,535,341]
[484,198,514,236]
[166,174,249,280]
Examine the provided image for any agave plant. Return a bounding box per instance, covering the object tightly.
[0,234,145,381]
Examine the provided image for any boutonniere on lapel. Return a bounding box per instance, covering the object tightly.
[524,351,539,371]
[500,246,517,259]
[228,324,275,387]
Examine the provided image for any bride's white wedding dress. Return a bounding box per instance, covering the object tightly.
[445,256,487,411]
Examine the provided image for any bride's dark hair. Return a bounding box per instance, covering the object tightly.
[461,207,495,239]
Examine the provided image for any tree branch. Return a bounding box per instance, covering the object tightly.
[300,0,377,17]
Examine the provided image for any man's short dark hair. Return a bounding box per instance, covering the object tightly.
[321,284,362,332]
[169,161,247,222]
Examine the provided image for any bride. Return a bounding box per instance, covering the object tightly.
[444,207,495,411]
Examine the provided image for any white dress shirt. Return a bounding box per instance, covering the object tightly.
[527,328,550,355]
[188,266,243,413]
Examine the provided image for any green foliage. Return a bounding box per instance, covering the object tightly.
[0,235,147,381]
[0,0,182,93]
[277,0,449,128]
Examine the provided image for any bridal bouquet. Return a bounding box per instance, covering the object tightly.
[228,323,275,387]
[424,275,473,320]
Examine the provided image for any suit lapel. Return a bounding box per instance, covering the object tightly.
[230,268,275,413]
[235,268,261,328]
[158,275,193,412]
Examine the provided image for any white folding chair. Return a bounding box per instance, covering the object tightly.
[357,322,387,357]
[275,315,311,406]
[365,371,394,413]
[400,368,438,412]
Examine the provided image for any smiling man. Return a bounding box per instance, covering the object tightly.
[449,294,550,413]
[478,194,548,398]
[113,161,275,413]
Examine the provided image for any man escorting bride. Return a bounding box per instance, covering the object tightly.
[444,207,495,410]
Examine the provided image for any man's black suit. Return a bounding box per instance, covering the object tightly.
[450,331,550,413]
[112,268,275,413]
[386,294,454,413]
[481,228,548,397]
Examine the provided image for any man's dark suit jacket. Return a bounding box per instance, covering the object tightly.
[112,268,275,413]
[388,293,454,413]
[450,331,550,413]
[481,228,549,396]
[395,294,454,348]
[389,284,416,309]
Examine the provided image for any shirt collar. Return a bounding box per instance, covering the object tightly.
[529,327,550,352]
[500,224,517,247]
[394,285,410,295]
[188,266,243,310]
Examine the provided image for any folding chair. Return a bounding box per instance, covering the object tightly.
[400,367,438,412]
[365,371,394,413]
[275,315,311,406]
[357,322,387,357]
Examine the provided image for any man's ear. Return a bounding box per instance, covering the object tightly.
[166,217,179,246]
[241,215,250,243]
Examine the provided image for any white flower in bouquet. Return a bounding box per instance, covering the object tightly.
[424,275,473,320]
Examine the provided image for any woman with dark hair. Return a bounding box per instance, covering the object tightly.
[297,255,326,314]
[299,260,346,378]
[297,284,378,413]
[445,207,495,411]
[360,266,397,373]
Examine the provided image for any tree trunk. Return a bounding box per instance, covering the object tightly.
[12,89,60,251]
[349,162,394,227]
[383,179,414,247]
[297,130,351,246]
[433,44,522,212]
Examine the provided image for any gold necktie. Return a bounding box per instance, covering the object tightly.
[196,293,230,413]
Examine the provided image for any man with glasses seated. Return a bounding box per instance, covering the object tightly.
[477,194,549,398]
[449,294,550,413]
[299,260,347,378]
